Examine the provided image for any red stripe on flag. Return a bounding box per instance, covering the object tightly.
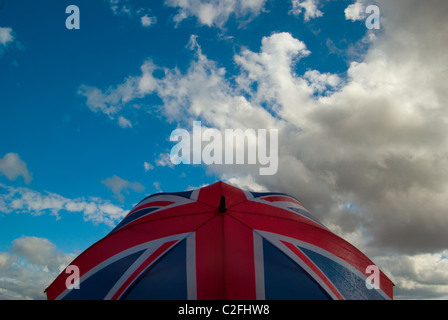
[223,215,256,299]
[195,213,257,299]
[195,215,225,299]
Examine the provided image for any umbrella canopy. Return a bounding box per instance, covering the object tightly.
[46,181,393,300]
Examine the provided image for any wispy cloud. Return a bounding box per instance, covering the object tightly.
[117,115,132,128]
[140,14,157,28]
[0,183,128,227]
[0,27,14,46]
[143,161,154,172]
[153,181,162,193]
[165,0,267,28]
[107,0,157,28]
[155,153,175,169]
[0,26,16,56]
[101,175,145,202]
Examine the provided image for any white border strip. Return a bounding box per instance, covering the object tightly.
[186,232,197,300]
[253,231,265,300]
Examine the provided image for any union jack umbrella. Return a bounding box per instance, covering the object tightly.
[45,181,393,300]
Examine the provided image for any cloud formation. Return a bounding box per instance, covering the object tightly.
[101,175,145,202]
[0,183,128,227]
[165,0,267,27]
[344,0,367,21]
[290,0,323,21]
[0,27,14,46]
[107,0,157,28]
[375,251,448,299]
[140,14,157,28]
[0,153,32,184]
[0,236,74,300]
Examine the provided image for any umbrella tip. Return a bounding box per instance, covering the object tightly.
[219,195,227,213]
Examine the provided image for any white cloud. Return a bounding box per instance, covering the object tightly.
[109,0,132,16]
[234,32,314,127]
[344,0,366,21]
[290,0,323,21]
[153,181,162,193]
[77,85,122,117]
[165,0,267,28]
[375,251,448,300]
[77,61,158,126]
[117,115,132,128]
[304,70,342,94]
[155,153,175,168]
[143,161,154,171]
[108,0,157,28]
[0,183,128,227]
[0,153,32,184]
[10,237,69,272]
[0,236,74,300]
[223,174,268,192]
[101,175,145,202]
[140,14,157,27]
[0,27,14,46]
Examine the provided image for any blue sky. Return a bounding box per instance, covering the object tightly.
[1,0,448,300]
